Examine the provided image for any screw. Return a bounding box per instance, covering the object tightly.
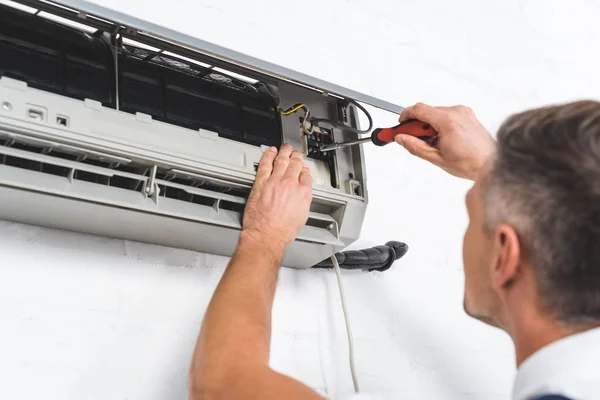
[1,102,12,111]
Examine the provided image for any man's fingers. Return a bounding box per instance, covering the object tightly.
[399,102,448,131]
[395,134,443,165]
[271,144,293,179]
[284,151,305,180]
[299,166,313,187]
[255,146,277,184]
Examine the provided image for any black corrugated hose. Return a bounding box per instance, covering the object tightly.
[312,241,408,272]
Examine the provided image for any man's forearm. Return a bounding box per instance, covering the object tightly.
[189,232,283,395]
[189,145,323,400]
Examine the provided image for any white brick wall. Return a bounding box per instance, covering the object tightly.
[1,1,599,398]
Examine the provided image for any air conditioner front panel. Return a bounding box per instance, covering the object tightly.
[0,134,351,267]
[0,185,337,268]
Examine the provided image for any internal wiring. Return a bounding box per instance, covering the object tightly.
[311,99,373,135]
[280,98,373,137]
[280,103,307,115]
[331,255,360,393]
[279,103,313,134]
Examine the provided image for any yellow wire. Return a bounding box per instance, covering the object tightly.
[280,103,306,115]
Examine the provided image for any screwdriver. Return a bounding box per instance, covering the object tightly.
[319,119,438,152]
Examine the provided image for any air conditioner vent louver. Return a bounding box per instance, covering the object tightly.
[1,136,149,191]
[0,133,344,252]
[0,134,249,209]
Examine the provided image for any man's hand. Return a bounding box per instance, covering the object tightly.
[242,144,313,256]
[395,103,496,180]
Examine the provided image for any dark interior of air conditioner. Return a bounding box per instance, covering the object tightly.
[0,4,283,148]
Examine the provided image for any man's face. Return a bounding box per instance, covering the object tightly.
[462,169,503,328]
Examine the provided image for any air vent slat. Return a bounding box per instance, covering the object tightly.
[169,168,251,191]
[155,178,245,205]
[0,144,145,181]
[0,130,132,166]
[0,134,343,245]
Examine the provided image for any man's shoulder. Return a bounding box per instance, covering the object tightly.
[514,327,600,400]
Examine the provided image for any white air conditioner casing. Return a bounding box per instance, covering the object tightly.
[0,0,403,268]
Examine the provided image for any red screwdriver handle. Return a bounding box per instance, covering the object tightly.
[371,119,438,146]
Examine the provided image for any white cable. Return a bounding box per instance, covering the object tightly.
[331,255,360,393]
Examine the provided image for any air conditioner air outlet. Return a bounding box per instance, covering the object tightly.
[0,135,345,249]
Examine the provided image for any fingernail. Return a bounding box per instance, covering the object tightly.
[269,146,277,153]
[395,136,404,146]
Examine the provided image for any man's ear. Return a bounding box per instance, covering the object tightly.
[491,224,522,291]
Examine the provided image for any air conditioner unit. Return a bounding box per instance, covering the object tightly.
[0,0,403,268]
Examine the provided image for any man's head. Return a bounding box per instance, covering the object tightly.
[463,100,600,331]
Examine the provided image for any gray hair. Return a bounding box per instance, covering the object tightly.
[482,100,600,324]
